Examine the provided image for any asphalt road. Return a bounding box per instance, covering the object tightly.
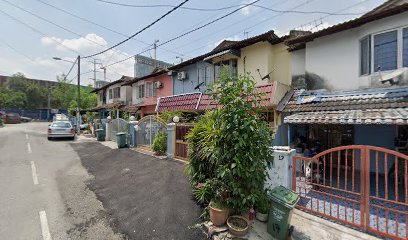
[0,122,122,240]
[72,142,206,240]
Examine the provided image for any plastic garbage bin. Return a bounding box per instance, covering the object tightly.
[95,129,105,141]
[267,185,299,240]
[116,132,127,148]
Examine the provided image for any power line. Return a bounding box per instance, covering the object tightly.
[102,0,262,68]
[94,0,250,11]
[293,0,372,31]
[167,0,289,54]
[0,8,81,55]
[0,39,36,62]
[94,0,366,16]
[178,0,314,57]
[34,0,190,59]
[256,6,366,15]
[62,58,79,82]
[157,0,262,48]
[1,0,130,60]
[83,0,191,59]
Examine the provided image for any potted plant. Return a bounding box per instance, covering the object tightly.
[208,179,231,226]
[209,200,230,227]
[227,215,249,236]
[255,192,271,222]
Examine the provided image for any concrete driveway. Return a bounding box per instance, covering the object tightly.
[71,142,206,240]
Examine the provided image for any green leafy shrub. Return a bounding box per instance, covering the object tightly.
[159,110,184,123]
[211,71,273,212]
[152,131,167,155]
[255,191,272,214]
[186,69,273,212]
[185,111,218,184]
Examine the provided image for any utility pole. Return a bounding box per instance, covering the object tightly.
[47,87,51,121]
[77,55,81,133]
[93,58,97,88]
[153,40,159,67]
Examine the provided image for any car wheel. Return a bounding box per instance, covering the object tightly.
[71,136,75,140]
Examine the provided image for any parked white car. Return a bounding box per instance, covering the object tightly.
[47,121,75,140]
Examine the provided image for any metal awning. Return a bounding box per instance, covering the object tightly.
[284,108,408,125]
[203,49,240,62]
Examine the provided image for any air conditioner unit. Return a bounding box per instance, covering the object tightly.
[154,81,162,89]
[177,71,187,80]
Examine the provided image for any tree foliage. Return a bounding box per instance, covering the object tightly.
[0,72,97,112]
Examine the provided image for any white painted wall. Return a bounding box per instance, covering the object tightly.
[291,49,305,76]
[299,12,408,91]
[106,83,130,104]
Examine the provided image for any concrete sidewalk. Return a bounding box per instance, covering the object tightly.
[248,209,381,240]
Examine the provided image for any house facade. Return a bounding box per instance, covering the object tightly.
[123,70,173,118]
[158,30,295,132]
[279,1,408,150]
[91,76,133,118]
[288,1,408,91]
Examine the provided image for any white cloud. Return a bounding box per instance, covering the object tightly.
[240,0,255,16]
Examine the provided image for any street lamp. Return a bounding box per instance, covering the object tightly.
[53,57,75,64]
[53,55,81,134]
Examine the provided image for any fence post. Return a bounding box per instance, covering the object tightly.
[167,123,176,160]
[105,119,111,141]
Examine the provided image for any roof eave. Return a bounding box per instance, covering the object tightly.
[287,3,408,45]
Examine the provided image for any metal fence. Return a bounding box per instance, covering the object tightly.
[292,145,407,240]
[135,115,166,148]
[110,118,128,142]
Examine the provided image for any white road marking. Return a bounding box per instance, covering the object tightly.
[27,142,32,154]
[30,161,39,185]
[39,211,52,240]
[25,133,29,140]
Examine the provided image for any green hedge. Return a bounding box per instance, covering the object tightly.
[152,131,167,155]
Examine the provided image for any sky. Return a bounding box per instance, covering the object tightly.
[0,0,385,85]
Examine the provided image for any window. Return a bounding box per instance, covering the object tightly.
[403,28,408,67]
[214,59,237,80]
[145,82,157,97]
[99,92,103,101]
[113,87,120,98]
[360,36,371,75]
[108,89,112,99]
[137,84,145,98]
[198,66,213,86]
[374,30,398,72]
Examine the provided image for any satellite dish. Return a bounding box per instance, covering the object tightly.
[257,68,275,81]
[194,81,205,90]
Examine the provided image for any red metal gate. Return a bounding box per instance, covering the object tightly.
[174,124,194,160]
[292,145,407,239]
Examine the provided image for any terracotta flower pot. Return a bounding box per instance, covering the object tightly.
[209,204,229,227]
[227,215,249,237]
[256,212,268,222]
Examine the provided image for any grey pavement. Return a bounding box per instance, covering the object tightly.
[0,122,122,240]
[71,141,206,240]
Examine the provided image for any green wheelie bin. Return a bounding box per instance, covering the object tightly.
[95,128,105,141]
[116,132,127,148]
[267,185,299,240]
